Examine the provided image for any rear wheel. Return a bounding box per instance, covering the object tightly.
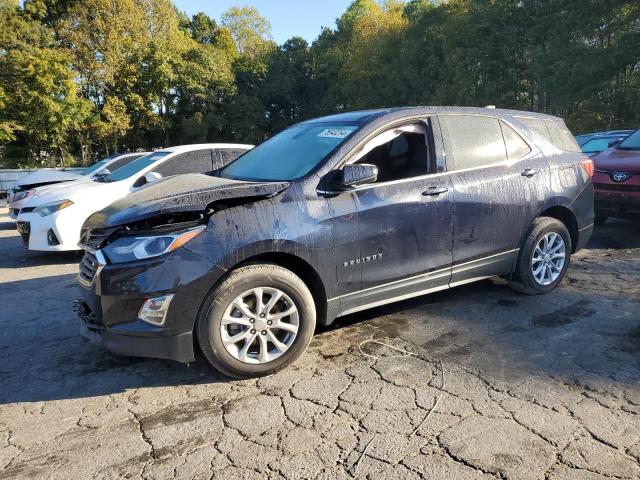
[510,217,572,295]
[197,264,316,378]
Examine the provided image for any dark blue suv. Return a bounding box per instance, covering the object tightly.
[76,107,594,378]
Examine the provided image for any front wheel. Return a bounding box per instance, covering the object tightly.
[510,217,572,295]
[196,264,316,378]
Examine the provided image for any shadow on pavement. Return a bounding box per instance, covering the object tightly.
[0,217,637,404]
[0,234,83,269]
[587,218,640,249]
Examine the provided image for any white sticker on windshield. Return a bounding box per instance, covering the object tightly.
[318,128,353,139]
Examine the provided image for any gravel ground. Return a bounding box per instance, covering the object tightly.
[0,206,639,480]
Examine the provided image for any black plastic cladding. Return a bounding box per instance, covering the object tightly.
[79,106,594,360]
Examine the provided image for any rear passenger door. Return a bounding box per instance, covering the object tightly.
[155,149,214,177]
[438,114,549,285]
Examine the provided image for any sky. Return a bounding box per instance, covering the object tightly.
[172,0,354,45]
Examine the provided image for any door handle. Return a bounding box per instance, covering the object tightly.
[422,185,449,197]
[521,168,541,178]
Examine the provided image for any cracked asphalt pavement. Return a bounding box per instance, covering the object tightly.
[0,206,639,479]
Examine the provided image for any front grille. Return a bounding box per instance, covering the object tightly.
[79,227,118,252]
[11,209,20,216]
[594,183,640,193]
[79,251,100,285]
[16,221,30,246]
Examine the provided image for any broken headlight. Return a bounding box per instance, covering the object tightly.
[102,226,206,264]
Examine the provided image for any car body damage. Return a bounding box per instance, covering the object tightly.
[75,106,594,375]
[83,173,290,231]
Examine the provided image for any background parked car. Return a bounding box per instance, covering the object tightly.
[7,152,147,218]
[575,130,634,146]
[580,134,630,157]
[15,144,253,251]
[592,128,640,223]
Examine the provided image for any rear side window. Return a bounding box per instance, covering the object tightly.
[500,122,531,160]
[155,150,213,177]
[441,115,507,170]
[516,116,580,152]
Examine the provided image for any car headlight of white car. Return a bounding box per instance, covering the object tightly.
[12,189,36,202]
[34,199,74,217]
[102,226,206,264]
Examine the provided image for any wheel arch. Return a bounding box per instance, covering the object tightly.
[205,250,329,327]
[537,205,579,252]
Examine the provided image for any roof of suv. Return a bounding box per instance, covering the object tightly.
[304,106,563,125]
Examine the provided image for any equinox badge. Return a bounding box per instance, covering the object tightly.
[343,253,383,267]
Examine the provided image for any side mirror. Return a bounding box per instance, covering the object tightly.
[145,171,162,183]
[336,164,378,189]
[133,171,162,188]
[608,139,621,148]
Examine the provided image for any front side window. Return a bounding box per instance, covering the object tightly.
[618,129,640,150]
[105,152,170,182]
[441,115,507,170]
[220,124,360,181]
[352,124,433,183]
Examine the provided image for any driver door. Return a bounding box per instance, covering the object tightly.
[328,119,454,315]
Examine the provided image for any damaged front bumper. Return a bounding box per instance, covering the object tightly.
[75,242,227,364]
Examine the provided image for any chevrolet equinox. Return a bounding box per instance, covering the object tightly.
[75,107,594,378]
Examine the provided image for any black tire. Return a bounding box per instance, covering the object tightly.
[196,264,316,378]
[509,217,572,295]
[594,215,608,226]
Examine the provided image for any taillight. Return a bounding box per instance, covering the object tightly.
[580,158,594,179]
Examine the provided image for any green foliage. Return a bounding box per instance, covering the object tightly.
[1,0,639,166]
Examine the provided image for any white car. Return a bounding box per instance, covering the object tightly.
[8,152,147,218]
[15,144,253,251]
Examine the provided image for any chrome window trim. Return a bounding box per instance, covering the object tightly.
[318,114,541,195]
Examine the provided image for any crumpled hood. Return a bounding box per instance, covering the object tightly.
[593,148,640,173]
[84,174,290,229]
[15,169,84,189]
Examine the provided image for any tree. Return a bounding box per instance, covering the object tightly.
[221,6,273,58]
[0,0,92,166]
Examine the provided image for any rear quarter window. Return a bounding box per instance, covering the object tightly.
[500,121,531,160]
[515,116,580,152]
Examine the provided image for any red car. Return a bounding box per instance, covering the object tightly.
[592,129,640,223]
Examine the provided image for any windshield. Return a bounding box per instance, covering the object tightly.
[82,160,109,176]
[581,138,617,154]
[618,130,640,150]
[105,152,170,182]
[220,123,360,181]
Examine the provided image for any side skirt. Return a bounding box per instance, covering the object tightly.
[326,250,517,322]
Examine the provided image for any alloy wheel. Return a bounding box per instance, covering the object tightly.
[220,287,300,364]
[531,232,566,286]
